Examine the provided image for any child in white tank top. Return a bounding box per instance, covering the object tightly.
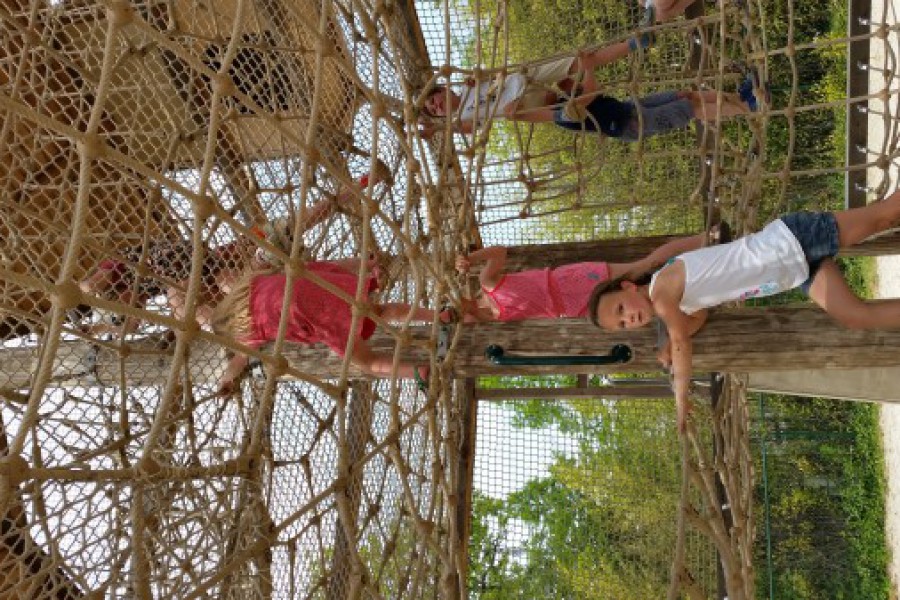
[588,189,900,433]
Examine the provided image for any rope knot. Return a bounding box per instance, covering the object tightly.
[0,455,30,487]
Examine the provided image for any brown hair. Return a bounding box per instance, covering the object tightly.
[587,272,653,329]
[211,271,256,340]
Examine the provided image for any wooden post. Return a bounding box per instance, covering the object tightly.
[447,378,477,600]
[7,304,900,387]
[326,381,374,600]
[446,305,900,376]
[474,384,673,401]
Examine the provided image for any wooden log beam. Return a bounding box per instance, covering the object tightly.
[4,305,900,387]
[504,230,900,271]
[504,235,687,270]
[445,379,476,600]
[448,304,900,376]
[326,381,374,600]
[474,384,674,401]
[838,230,900,256]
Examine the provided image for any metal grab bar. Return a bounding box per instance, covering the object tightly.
[484,344,632,366]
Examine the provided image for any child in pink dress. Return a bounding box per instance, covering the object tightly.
[78,168,393,335]
[455,230,716,322]
[212,261,433,395]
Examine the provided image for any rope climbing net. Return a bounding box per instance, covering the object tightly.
[0,0,896,598]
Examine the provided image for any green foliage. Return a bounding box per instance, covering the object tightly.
[754,396,889,599]
[468,390,889,599]
[467,397,699,598]
[838,256,876,299]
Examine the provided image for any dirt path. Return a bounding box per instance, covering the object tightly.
[876,255,900,596]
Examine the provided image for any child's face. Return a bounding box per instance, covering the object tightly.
[594,284,654,331]
[425,90,449,117]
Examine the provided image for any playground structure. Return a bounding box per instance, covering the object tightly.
[0,0,898,598]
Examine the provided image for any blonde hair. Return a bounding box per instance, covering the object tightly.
[211,270,257,340]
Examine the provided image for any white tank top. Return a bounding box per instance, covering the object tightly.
[650,219,810,314]
[457,74,527,126]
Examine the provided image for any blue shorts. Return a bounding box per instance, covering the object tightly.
[779,211,839,293]
[620,91,694,142]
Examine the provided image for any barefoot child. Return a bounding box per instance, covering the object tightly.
[78,168,393,334]
[588,190,900,432]
[455,229,719,321]
[212,262,433,395]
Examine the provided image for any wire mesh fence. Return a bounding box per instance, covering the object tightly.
[470,392,720,598]
[469,385,886,599]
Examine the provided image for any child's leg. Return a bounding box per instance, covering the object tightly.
[573,42,632,72]
[167,286,192,323]
[641,91,683,108]
[689,91,750,121]
[349,341,428,379]
[809,259,900,329]
[625,92,693,140]
[374,303,436,323]
[651,0,696,21]
[832,188,900,248]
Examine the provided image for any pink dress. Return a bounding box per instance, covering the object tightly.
[243,263,378,356]
[483,262,610,321]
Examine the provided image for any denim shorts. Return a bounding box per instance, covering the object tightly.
[620,91,694,142]
[779,211,839,293]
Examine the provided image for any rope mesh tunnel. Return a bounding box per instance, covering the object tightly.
[0,0,895,598]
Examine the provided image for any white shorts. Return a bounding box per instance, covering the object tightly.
[524,56,576,85]
[515,56,576,111]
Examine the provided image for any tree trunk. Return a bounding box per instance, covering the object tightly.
[326,381,374,600]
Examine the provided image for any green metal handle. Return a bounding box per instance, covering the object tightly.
[484,344,632,366]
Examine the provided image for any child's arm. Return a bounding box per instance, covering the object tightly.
[456,246,507,290]
[217,352,250,397]
[609,232,707,281]
[583,41,637,69]
[651,265,708,433]
[657,303,708,433]
[668,324,694,434]
[420,118,475,138]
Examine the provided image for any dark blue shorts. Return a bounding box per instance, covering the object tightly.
[779,211,839,293]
